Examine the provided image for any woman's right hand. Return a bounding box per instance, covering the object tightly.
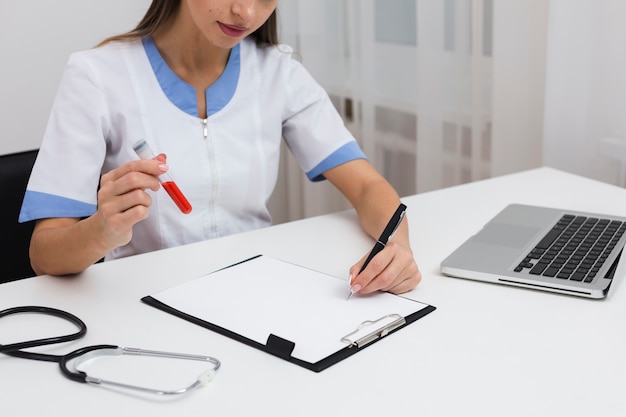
[94,157,168,248]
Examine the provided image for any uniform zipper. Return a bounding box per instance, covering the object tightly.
[202,118,219,237]
[202,118,209,139]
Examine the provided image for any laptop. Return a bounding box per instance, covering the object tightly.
[440,204,626,298]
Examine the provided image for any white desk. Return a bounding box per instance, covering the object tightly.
[2,167,625,416]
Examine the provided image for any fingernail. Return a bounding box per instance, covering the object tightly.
[351,284,362,293]
[158,163,169,172]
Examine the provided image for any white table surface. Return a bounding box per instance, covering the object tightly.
[1,167,625,416]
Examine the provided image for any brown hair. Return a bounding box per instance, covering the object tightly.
[98,0,278,47]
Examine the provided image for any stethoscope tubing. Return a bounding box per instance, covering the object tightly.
[0,305,87,362]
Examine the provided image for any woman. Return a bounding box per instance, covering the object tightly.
[19,0,421,294]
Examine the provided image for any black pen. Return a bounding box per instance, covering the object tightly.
[347,203,407,300]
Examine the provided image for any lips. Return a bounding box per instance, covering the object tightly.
[218,22,247,38]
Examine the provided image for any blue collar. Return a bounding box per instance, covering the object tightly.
[142,37,240,117]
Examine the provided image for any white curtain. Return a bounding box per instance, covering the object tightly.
[270,0,625,225]
[271,0,507,224]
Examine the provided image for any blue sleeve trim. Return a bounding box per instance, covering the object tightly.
[19,190,97,223]
[306,142,368,182]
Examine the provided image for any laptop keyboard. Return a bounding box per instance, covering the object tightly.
[514,214,626,283]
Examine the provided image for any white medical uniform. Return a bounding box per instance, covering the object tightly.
[19,37,366,261]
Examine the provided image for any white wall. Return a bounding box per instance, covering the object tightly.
[0,1,151,155]
[543,0,626,185]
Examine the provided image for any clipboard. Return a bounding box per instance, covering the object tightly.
[142,255,436,372]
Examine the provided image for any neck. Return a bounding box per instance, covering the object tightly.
[152,28,230,89]
[151,8,231,119]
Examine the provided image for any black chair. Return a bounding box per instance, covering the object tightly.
[0,149,38,283]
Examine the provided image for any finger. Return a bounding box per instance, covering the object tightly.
[350,249,394,294]
[383,256,422,294]
[98,174,158,207]
[101,159,168,185]
[352,242,421,294]
[360,261,397,294]
[92,187,154,249]
[387,275,420,294]
[95,203,152,249]
[100,165,167,200]
[98,187,154,215]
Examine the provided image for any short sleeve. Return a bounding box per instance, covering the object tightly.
[280,55,366,181]
[19,51,110,222]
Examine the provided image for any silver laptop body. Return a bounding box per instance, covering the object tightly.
[440,204,626,299]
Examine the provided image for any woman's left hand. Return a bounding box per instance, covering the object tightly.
[348,240,421,295]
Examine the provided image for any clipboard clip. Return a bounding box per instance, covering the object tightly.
[340,314,406,348]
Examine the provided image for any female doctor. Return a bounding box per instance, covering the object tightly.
[19,0,422,295]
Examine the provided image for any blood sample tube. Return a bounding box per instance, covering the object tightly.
[133,139,192,214]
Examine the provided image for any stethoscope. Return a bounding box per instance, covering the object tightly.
[0,306,221,396]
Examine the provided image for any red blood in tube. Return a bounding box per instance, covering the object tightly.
[161,181,192,214]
